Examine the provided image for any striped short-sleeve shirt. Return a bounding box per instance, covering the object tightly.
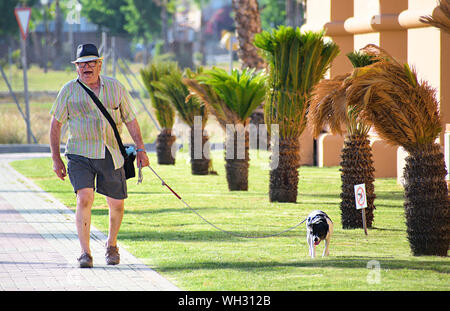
[50,75,137,169]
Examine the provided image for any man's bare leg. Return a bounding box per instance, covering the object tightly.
[106,196,124,247]
[75,188,94,255]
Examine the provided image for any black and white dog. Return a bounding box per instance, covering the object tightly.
[306,210,333,258]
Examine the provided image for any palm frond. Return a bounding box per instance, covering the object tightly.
[346,51,377,68]
[152,67,207,128]
[308,74,349,137]
[195,67,267,126]
[346,46,442,151]
[140,61,177,129]
[183,76,232,130]
[254,27,340,139]
[420,0,450,33]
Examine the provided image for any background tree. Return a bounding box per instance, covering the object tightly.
[0,0,37,37]
[347,45,449,256]
[285,0,305,28]
[140,61,177,164]
[190,0,210,65]
[255,27,339,202]
[153,66,211,175]
[121,0,163,63]
[81,0,129,35]
[309,51,378,229]
[231,0,265,70]
[186,67,266,190]
[258,0,285,31]
[231,0,267,151]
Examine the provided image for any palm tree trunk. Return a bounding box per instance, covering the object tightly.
[231,0,265,70]
[404,143,450,256]
[190,126,210,175]
[156,128,176,165]
[269,138,301,202]
[340,134,376,229]
[225,128,249,191]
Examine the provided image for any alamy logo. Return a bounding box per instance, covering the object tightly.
[173,116,280,170]
[66,0,82,25]
[367,260,381,284]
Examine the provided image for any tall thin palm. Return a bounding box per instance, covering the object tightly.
[185,67,266,190]
[140,61,177,164]
[309,51,377,229]
[347,45,449,256]
[254,27,339,202]
[153,67,211,175]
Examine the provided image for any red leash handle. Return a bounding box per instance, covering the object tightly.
[162,182,181,200]
[148,166,182,200]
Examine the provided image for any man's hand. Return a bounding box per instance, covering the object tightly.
[125,118,149,168]
[136,150,149,168]
[52,157,67,181]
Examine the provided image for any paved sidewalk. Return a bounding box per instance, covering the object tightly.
[0,153,180,291]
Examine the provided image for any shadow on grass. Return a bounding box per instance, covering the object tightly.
[118,229,301,242]
[371,227,404,232]
[91,205,250,217]
[156,257,449,274]
[375,191,404,200]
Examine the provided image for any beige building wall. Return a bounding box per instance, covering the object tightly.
[302,0,449,180]
[353,0,380,51]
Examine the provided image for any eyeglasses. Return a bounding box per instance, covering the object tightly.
[77,61,97,68]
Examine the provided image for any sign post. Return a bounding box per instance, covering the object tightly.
[354,183,368,235]
[14,7,32,144]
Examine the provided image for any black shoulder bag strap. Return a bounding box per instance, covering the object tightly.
[76,79,128,159]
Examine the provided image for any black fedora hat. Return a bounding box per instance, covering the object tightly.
[71,43,103,63]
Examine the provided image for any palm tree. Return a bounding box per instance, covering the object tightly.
[309,51,378,229]
[254,27,340,202]
[153,67,211,175]
[185,67,266,190]
[140,61,177,165]
[420,0,450,33]
[231,0,265,70]
[231,0,267,151]
[347,45,449,256]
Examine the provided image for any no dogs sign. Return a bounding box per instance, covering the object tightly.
[354,183,368,235]
[354,183,367,210]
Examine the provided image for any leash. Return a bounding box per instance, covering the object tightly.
[138,164,307,239]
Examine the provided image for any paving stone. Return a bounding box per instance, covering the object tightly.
[0,154,179,291]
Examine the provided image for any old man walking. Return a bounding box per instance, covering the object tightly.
[49,43,149,268]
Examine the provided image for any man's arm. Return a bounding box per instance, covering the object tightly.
[50,116,67,180]
[125,118,149,167]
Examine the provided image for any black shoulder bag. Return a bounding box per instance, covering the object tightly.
[77,79,136,179]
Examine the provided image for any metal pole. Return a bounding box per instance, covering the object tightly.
[69,23,73,62]
[43,5,48,73]
[362,208,368,235]
[229,34,233,74]
[8,46,12,82]
[102,32,108,75]
[111,36,116,78]
[21,37,32,144]
[0,64,38,143]
[116,59,161,131]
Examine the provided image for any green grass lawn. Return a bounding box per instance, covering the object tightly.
[11,150,449,290]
